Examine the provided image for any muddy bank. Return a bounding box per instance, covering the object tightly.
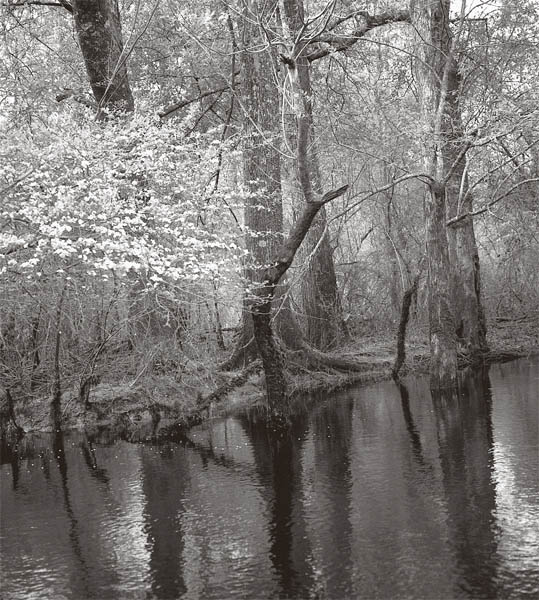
[2,319,537,443]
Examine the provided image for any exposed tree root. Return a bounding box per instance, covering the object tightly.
[219,292,304,372]
[298,341,382,372]
[198,360,262,409]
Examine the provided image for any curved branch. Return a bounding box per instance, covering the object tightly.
[307,8,410,62]
[447,178,539,227]
[2,0,72,12]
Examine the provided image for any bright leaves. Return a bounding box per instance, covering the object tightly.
[0,111,246,291]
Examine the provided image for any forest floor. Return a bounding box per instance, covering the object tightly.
[4,316,538,442]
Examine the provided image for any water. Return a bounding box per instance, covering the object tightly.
[1,358,538,599]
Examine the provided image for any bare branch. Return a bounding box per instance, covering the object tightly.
[0,170,33,197]
[159,71,240,119]
[2,0,72,12]
[159,86,230,119]
[55,88,96,109]
[447,178,539,227]
[264,184,349,287]
[307,9,410,62]
[330,172,435,224]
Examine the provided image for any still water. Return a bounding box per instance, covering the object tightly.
[1,358,538,599]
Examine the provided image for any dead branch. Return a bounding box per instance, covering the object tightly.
[307,9,410,62]
[447,177,539,226]
[159,73,240,119]
[2,0,72,11]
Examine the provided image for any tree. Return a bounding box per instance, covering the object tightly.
[71,0,134,116]
[281,0,346,350]
[444,54,488,361]
[221,0,302,371]
[410,0,458,389]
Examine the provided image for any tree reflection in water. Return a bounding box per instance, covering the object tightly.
[239,411,315,598]
[310,396,355,598]
[397,381,426,466]
[52,429,91,597]
[1,359,537,599]
[431,368,499,598]
[0,439,20,489]
[140,443,189,599]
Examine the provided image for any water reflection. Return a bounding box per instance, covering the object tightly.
[1,358,538,599]
[0,439,20,489]
[397,381,426,465]
[141,444,188,598]
[431,370,499,598]
[239,412,314,598]
[53,430,91,597]
[80,434,110,486]
[309,396,355,598]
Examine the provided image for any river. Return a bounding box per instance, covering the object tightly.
[1,357,538,599]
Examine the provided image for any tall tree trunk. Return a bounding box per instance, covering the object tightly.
[71,0,135,116]
[281,0,345,350]
[444,59,489,360]
[426,183,458,388]
[251,185,348,408]
[222,0,302,371]
[411,0,458,389]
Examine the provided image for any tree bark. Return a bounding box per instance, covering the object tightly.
[281,0,345,350]
[221,0,303,371]
[251,185,348,408]
[426,183,458,388]
[411,0,458,390]
[392,272,420,380]
[71,0,135,116]
[443,59,488,361]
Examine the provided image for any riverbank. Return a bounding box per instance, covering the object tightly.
[2,317,537,441]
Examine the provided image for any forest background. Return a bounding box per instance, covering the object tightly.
[1,0,538,433]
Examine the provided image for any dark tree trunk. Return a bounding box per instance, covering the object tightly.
[252,302,288,407]
[281,0,345,350]
[392,273,420,380]
[426,184,458,389]
[221,0,303,372]
[71,0,135,116]
[443,59,489,360]
[0,388,24,442]
[250,186,348,408]
[411,0,458,390]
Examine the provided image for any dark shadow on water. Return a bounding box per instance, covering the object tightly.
[239,411,315,599]
[310,396,355,598]
[80,434,110,487]
[396,381,426,467]
[140,443,189,599]
[52,429,91,597]
[431,368,499,598]
[0,439,21,490]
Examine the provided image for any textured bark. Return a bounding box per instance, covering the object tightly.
[443,59,488,360]
[252,305,288,407]
[306,9,411,62]
[220,290,301,371]
[71,0,134,116]
[251,185,348,407]
[281,0,344,350]
[392,273,420,380]
[221,0,302,372]
[426,184,458,389]
[240,0,284,361]
[411,0,457,390]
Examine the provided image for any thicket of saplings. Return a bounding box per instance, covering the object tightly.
[1,203,537,410]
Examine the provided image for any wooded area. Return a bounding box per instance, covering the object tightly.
[1,0,537,429]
